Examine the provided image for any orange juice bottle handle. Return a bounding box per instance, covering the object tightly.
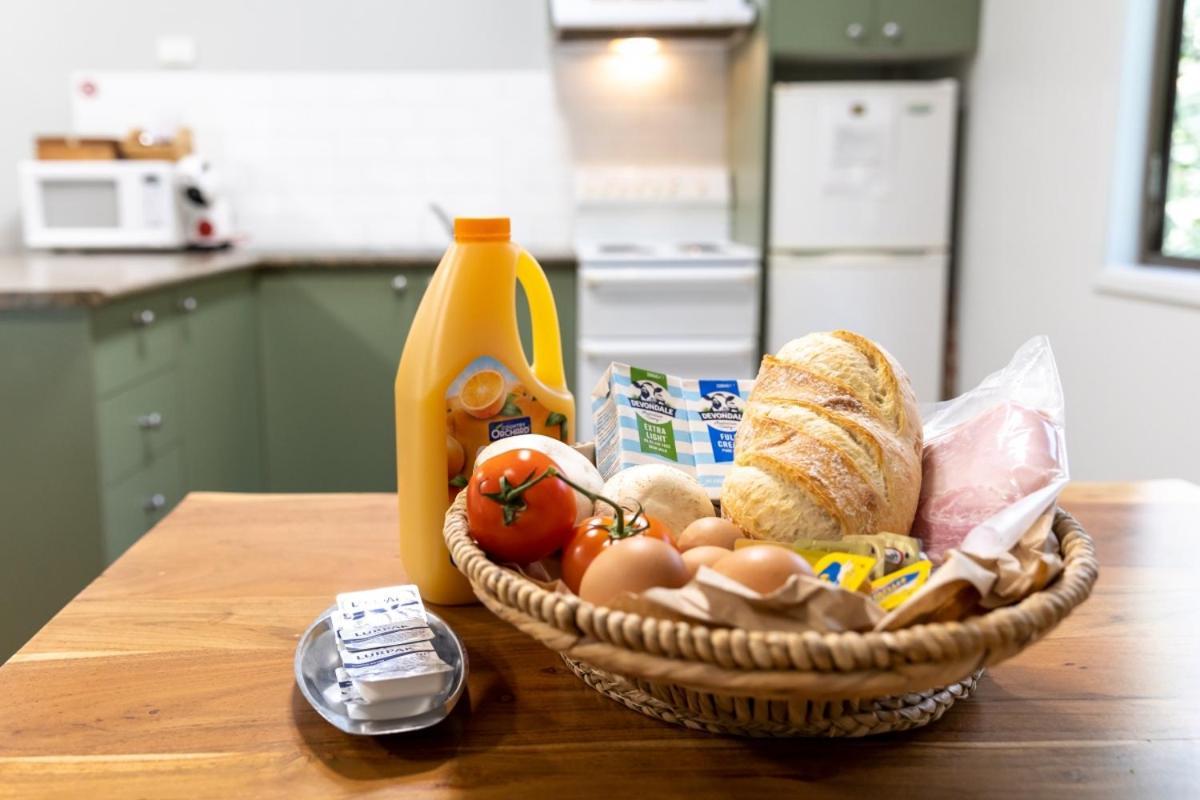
[515,249,567,391]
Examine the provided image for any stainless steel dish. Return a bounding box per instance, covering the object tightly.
[294,604,468,735]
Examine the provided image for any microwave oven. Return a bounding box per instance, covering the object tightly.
[18,160,185,249]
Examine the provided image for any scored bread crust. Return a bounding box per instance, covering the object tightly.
[722,331,923,542]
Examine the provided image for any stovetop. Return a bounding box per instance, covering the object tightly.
[575,240,760,264]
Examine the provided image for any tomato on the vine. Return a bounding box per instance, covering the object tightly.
[466,449,576,564]
[561,512,674,594]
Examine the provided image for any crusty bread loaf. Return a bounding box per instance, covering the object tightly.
[721,331,922,542]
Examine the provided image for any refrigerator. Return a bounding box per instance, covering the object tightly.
[768,80,958,402]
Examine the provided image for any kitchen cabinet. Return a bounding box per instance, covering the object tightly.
[0,309,104,665]
[258,269,431,492]
[258,266,578,492]
[0,271,262,660]
[768,0,979,61]
[175,274,262,492]
[91,272,261,560]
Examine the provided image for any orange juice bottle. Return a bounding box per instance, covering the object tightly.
[395,217,574,604]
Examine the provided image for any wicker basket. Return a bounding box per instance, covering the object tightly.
[443,494,1098,737]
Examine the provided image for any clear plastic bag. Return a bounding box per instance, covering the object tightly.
[912,336,1069,563]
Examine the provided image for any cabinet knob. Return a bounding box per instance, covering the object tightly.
[144,493,166,512]
[177,296,198,313]
[131,309,156,327]
[882,21,903,41]
[137,412,163,430]
[846,22,865,41]
[392,275,409,293]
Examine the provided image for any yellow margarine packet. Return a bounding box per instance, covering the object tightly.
[870,560,933,611]
[812,553,876,591]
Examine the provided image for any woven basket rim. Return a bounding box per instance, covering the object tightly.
[444,493,1098,686]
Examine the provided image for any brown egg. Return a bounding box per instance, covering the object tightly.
[677,517,743,552]
[711,546,814,595]
[579,537,689,606]
[681,545,730,578]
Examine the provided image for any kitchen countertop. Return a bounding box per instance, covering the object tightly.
[0,483,1194,799]
[0,246,578,310]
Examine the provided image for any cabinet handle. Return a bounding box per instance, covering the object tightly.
[882,21,903,41]
[131,309,156,327]
[845,22,865,41]
[137,412,163,430]
[177,296,198,313]
[144,493,166,512]
[391,275,409,293]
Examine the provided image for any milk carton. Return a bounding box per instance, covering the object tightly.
[591,363,695,479]
[683,378,755,500]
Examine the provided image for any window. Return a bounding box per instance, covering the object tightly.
[1147,0,1200,263]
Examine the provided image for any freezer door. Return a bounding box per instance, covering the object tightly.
[766,253,948,402]
[770,80,958,251]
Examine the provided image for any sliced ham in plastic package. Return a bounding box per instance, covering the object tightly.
[912,336,1068,564]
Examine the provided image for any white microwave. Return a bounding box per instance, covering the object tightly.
[18,160,184,249]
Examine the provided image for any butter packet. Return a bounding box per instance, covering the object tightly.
[871,560,932,611]
[339,639,444,681]
[747,535,922,580]
[592,363,695,480]
[337,621,437,654]
[840,534,921,578]
[683,378,754,501]
[812,553,876,591]
[335,585,424,626]
[334,585,429,651]
[333,667,441,721]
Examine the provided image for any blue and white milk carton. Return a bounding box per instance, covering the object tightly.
[683,378,755,500]
[591,363,695,480]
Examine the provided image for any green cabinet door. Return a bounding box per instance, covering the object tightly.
[257,269,430,491]
[0,310,104,661]
[92,290,179,396]
[100,446,184,563]
[768,0,978,61]
[873,0,979,59]
[769,0,875,60]
[175,273,263,492]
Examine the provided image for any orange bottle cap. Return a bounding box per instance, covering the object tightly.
[454,217,510,242]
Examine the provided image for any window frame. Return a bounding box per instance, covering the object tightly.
[1143,0,1200,267]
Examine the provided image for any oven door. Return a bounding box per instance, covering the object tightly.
[577,264,759,339]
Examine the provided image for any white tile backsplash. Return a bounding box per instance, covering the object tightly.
[69,52,729,251]
[71,71,575,251]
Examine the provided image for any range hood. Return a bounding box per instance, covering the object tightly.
[549,0,757,38]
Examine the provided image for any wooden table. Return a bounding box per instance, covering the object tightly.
[1,484,1196,798]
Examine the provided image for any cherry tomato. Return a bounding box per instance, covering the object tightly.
[466,449,577,564]
[561,513,674,594]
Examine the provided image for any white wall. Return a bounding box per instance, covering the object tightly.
[0,0,555,250]
[1,1,731,251]
[959,0,1200,481]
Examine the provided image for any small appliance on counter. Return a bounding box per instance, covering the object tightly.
[175,154,235,250]
[17,128,234,250]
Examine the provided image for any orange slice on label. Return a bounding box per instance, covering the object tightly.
[460,369,506,419]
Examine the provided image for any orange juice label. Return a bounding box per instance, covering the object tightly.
[445,356,569,494]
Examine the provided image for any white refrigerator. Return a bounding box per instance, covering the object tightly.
[768,80,958,402]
